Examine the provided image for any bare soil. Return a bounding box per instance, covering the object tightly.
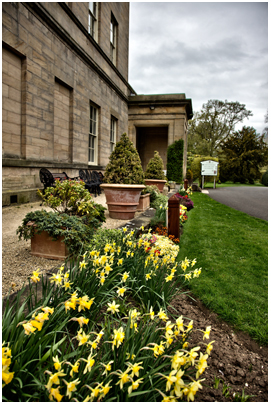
[2,198,268,401]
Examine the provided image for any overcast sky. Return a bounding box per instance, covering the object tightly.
[128,2,268,134]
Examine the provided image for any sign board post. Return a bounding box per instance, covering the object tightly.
[201,160,219,189]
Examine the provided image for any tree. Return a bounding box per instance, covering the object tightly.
[188,100,253,157]
[262,111,268,141]
[219,126,268,184]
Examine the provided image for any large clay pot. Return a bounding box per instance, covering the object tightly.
[137,193,150,212]
[144,179,167,193]
[101,184,145,220]
[31,230,69,260]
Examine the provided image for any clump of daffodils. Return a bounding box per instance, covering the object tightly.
[17,306,54,336]
[2,342,14,386]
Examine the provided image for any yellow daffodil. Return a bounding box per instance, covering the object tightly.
[112,326,125,349]
[127,361,143,378]
[41,306,54,314]
[2,369,14,385]
[45,370,66,391]
[175,316,184,332]
[128,378,144,394]
[118,258,123,266]
[196,352,208,378]
[76,329,90,346]
[49,386,63,402]
[107,300,120,315]
[22,322,36,335]
[117,287,126,297]
[101,360,114,376]
[63,377,80,399]
[80,261,86,269]
[82,353,96,374]
[183,379,204,402]
[31,269,40,283]
[165,274,173,282]
[71,316,89,328]
[35,312,49,323]
[29,319,43,331]
[67,360,80,377]
[171,351,187,370]
[187,346,200,366]
[52,355,63,371]
[147,306,155,320]
[157,308,168,321]
[116,370,130,389]
[145,273,151,280]
[202,326,211,340]
[205,340,215,355]
[65,300,76,313]
[99,380,112,399]
[157,370,177,392]
[186,320,193,332]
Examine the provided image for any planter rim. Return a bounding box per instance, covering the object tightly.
[101,183,146,189]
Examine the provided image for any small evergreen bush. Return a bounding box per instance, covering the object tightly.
[166,140,184,182]
[141,185,160,202]
[103,133,144,184]
[144,151,166,180]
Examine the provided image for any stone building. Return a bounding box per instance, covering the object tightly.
[2,2,193,205]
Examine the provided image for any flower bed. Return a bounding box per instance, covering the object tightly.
[2,227,211,402]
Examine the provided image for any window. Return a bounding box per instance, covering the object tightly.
[110,14,117,65]
[110,116,117,152]
[89,104,98,164]
[88,2,98,40]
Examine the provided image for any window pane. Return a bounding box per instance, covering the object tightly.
[89,2,94,13]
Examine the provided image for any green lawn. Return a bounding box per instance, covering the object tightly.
[177,192,268,345]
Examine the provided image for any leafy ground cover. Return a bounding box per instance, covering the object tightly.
[177,192,268,346]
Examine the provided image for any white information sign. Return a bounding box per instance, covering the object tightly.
[201,160,219,176]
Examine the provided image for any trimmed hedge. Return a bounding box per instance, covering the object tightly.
[261,170,268,187]
[166,140,184,183]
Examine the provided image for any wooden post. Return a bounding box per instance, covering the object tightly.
[168,195,180,240]
[184,179,188,191]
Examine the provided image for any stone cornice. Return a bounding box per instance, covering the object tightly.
[22,2,136,102]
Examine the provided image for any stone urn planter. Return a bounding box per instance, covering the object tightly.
[137,193,150,212]
[144,179,167,193]
[31,229,69,260]
[101,184,146,220]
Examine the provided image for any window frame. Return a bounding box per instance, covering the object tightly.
[88,103,98,165]
[110,116,117,153]
[88,2,98,41]
[110,14,117,65]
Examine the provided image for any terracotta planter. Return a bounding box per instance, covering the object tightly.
[145,179,167,193]
[137,193,150,212]
[101,183,146,220]
[31,230,69,260]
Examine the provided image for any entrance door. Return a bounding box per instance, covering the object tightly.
[136,126,168,171]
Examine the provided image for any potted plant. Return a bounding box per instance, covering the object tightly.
[16,180,106,259]
[101,133,145,220]
[144,151,167,193]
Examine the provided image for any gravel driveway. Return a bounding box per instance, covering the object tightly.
[2,194,139,297]
[206,186,268,221]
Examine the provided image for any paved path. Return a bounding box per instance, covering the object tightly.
[205,186,268,221]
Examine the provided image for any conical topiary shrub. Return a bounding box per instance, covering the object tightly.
[144,151,167,193]
[144,151,166,180]
[103,133,144,185]
[101,133,145,220]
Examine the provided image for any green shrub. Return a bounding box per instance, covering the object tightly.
[261,170,268,187]
[37,179,106,224]
[190,156,220,185]
[144,151,166,180]
[166,140,184,182]
[150,193,168,210]
[103,133,144,184]
[16,210,99,256]
[141,185,160,202]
